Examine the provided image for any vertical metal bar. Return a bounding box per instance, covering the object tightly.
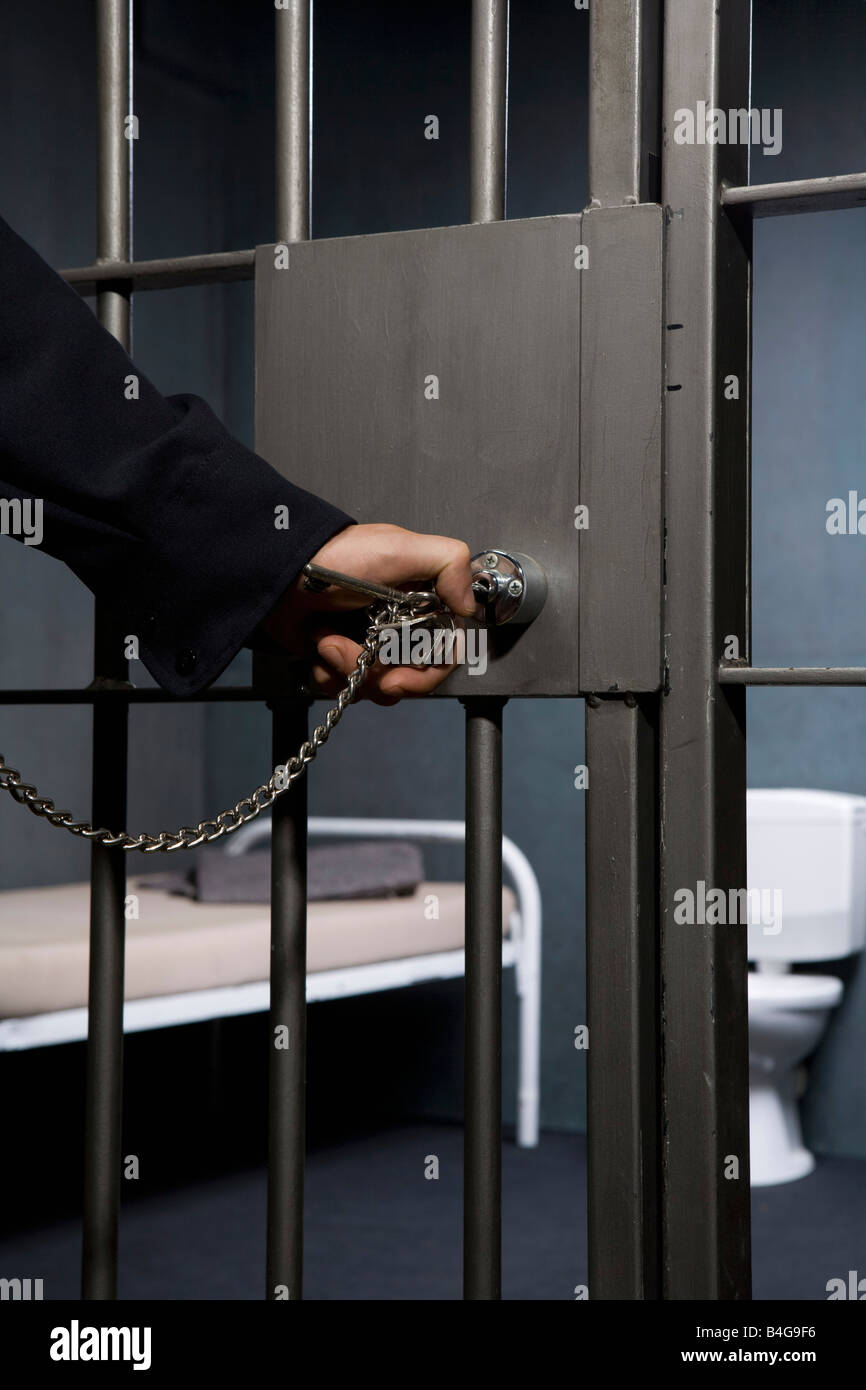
[82,0,132,1301]
[584,0,662,1301]
[462,697,505,1300]
[469,0,509,223]
[275,0,312,245]
[659,0,752,1298]
[82,697,129,1302]
[268,0,313,1301]
[588,0,661,208]
[585,697,659,1298]
[267,701,311,1300]
[464,0,509,1302]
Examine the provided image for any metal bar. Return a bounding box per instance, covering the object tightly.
[589,0,661,207]
[462,2,508,1300]
[82,686,128,1299]
[267,0,313,1302]
[469,0,509,223]
[275,0,312,245]
[722,171,866,219]
[95,0,132,343]
[266,700,311,1300]
[82,0,132,1302]
[462,697,505,1300]
[61,248,255,294]
[0,687,270,704]
[0,686,582,704]
[578,203,664,692]
[659,0,752,1298]
[719,665,866,686]
[584,0,663,1301]
[585,696,659,1298]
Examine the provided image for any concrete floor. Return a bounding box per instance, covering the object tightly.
[1,1124,863,1300]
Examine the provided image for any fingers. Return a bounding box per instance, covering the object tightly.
[384,531,475,617]
[307,658,401,706]
[308,523,476,618]
[293,523,479,701]
[314,632,458,702]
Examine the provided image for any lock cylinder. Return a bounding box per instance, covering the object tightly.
[470,550,547,626]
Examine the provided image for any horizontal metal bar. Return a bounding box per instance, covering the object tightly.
[61,248,255,294]
[722,172,866,219]
[719,664,866,686]
[0,686,264,704]
[0,684,571,705]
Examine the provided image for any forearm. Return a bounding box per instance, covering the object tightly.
[0,213,354,694]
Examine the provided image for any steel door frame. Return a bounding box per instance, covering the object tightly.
[585,0,752,1300]
[6,0,866,1301]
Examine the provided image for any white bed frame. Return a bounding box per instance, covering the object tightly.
[0,817,542,1147]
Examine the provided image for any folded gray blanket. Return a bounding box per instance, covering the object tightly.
[138,840,425,904]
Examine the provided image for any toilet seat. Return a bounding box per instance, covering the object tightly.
[748,972,843,1011]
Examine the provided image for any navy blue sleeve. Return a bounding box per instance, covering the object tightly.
[0,213,355,695]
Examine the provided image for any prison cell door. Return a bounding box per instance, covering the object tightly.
[253,1,666,1303]
[254,0,756,1303]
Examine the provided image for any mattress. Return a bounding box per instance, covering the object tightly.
[0,880,516,1018]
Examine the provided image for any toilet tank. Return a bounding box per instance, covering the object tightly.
[747,789,866,963]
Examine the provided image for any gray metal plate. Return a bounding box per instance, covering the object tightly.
[255,216,581,697]
[254,210,662,696]
[579,204,664,691]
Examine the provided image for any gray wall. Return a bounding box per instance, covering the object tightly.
[2,0,866,1156]
[750,0,866,1156]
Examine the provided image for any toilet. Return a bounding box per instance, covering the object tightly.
[747,789,866,1185]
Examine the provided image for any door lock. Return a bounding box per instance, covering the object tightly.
[470,550,547,626]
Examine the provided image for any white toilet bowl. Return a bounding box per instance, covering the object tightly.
[748,970,843,1186]
[747,789,866,1186]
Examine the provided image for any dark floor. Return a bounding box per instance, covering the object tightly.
[1,1124,863,1300]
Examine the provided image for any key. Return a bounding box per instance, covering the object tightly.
[302,561,440,614]
[378,607,458,666]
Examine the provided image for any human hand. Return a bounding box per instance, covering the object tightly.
[260,523,476,704]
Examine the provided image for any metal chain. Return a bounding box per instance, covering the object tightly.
[0,601,407,854]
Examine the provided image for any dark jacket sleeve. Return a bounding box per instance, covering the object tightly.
[0,213,355,695]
